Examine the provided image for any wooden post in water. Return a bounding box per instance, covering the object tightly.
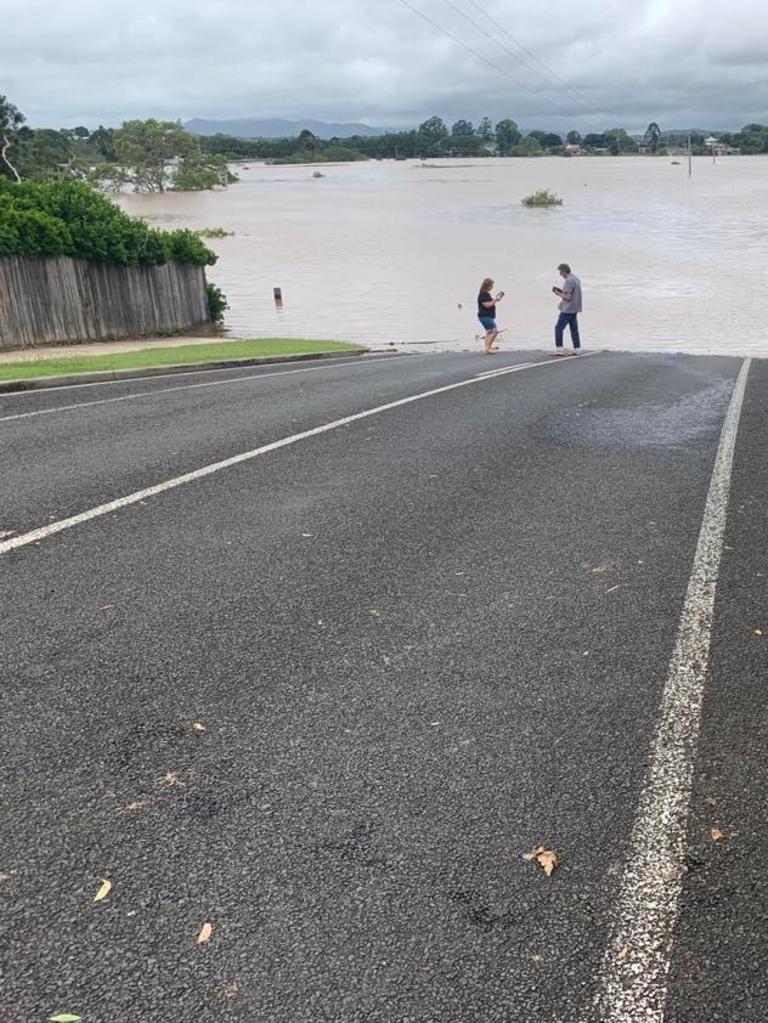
[273,287,283,307]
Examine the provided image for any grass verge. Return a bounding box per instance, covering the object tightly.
[0,339,362,381]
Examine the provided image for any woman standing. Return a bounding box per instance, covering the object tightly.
[477,277,504,353]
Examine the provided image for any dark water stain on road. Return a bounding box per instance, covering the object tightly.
[548,381,733,450]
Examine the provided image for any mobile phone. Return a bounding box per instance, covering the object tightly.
[496,290,505,299]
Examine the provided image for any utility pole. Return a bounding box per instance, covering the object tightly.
[687,134,692,177]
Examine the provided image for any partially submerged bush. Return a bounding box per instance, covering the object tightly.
[521,188,563,207]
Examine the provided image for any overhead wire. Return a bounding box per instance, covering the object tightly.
[462,0,607,124]
[396,0,581,118]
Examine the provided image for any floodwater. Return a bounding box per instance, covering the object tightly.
[120,157,768,356]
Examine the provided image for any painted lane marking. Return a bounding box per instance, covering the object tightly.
[591,357,751,1023]
[0,356,411,422]
[0,353,598,557]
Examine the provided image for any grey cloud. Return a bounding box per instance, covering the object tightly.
[1,0,767,131]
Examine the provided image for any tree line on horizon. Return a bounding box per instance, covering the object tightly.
[4,92,768,191]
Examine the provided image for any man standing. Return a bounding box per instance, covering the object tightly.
[552,263,582,355]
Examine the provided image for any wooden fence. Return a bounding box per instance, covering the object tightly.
[0,256,210,350]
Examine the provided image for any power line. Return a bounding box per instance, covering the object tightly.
[396,0,581,118]
[463,0,606,124]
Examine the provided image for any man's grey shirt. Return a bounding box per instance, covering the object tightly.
[559,274,582,313]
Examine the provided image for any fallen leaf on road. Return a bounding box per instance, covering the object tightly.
[368,609,381,617]
[126,799,149,812]
[523,846,559,876]
[0,872,11,884]
[48,1014,82,1021]
[710,828,725,842]
[94,879,112,902]
[100,603,114,612]
[531,954,543,966]
[754,629,763,636]
[605,585,620,594]
[591,562,614,575]
[301,532,313,538]
[198,921,213,944]
[217,979,240,1000]
[193,722,207,732]
[162,772,182,787]
[617,946,630,961]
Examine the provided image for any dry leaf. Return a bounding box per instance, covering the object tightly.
[193,722,206,732]
[94,878,112,902]
[162,771,182,787]
[523,846,559,875]
[0,872,11,884]
[100,603,114,612]
[368,609,381,617]
[48,1015,82,1022]
[198,921,213,944]
[531,954,543,966]
[126,798,149,812]
[754,629,763,636]
[710,828,725,842]
[605,585,620,594]
[617,946,630,961]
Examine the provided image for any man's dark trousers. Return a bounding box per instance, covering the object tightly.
[555,312,580,349]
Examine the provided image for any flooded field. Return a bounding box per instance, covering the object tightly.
[121,157,768,356]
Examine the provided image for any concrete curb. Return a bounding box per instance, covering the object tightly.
[0,348,370,394]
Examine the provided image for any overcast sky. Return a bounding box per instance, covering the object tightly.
[2,0,767,132]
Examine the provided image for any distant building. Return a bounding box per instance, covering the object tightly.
[565,143,581,155]
[705,136,740,156]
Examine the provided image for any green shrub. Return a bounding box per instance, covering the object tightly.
[521,188,563,207]
[0,179,217,266]
[206,281,228,321]
[194,227,234,238]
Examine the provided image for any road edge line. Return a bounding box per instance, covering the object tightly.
[590,357,752,1022]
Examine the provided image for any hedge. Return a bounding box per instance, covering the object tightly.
[0,180,216,266]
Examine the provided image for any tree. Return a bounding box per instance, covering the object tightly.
[297,128,320,154]
[528,131,563,150]
[418,116,449,140]
[91,125,116,162]
[171,152,238,191]
[605,128,637,155]
[113,119,194,192]
[511,135,543,156]
[451,118,474,136]
[476,117,494,142]
[73,126,90,139]
[582,133,606,150]
[566,130,582,145]
[495,118,521,155]
[643,122,661,154]
[0,94,25,181]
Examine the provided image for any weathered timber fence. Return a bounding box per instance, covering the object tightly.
[0,256,210,350]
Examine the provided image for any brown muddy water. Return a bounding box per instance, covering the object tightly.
[120,157,768,357]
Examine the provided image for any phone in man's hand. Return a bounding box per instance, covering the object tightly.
[552,286,563,295]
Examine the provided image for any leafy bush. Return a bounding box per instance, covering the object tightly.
[206,281,228,321]
[521,188,563,207]
[0,179,217,266]
[194,227,234,238]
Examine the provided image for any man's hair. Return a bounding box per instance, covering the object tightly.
[558,263,571,273]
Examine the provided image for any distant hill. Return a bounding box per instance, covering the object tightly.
[185,118,387,140]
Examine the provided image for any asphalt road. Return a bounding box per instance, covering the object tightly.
[1,350,765,1023]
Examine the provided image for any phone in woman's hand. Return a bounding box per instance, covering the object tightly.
[496,290,505,299]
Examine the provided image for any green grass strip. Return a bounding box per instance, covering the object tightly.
[0,339,362,381]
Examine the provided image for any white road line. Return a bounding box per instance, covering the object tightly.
[0,353,597,556]
[0,356,410,422]
[591,357,751,1023]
